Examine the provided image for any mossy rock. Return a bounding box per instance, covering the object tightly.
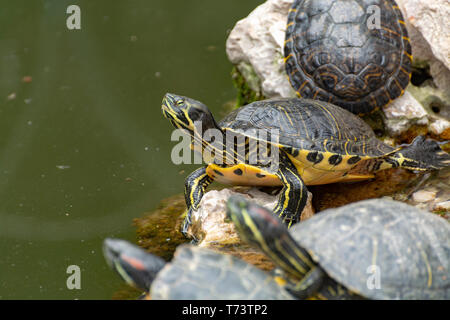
[134,194,188,261]
[231,64,265,108]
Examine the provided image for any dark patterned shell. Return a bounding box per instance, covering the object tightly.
[220,98,394,157]
[291,199,450,299]
[285,0,412,115]
[150,245,294,299]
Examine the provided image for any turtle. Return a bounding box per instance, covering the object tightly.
[226,196,450,299]
[284,0,412,115]
[103,238,294,300]
[161,94,449,236]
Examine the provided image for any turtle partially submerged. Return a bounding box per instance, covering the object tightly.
[103,238,294,300]
[162,94,449,235]
[285,0,412,114]
[227,196,450,299]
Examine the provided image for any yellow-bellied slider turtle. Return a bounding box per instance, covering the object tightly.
[227,196,450,299]
[285,0,412,114]
[103,238,294,300]
[162,94,449,236]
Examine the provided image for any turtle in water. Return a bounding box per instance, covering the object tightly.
[284,0,412,115]
[103,238,294,299]
[161,94,449,235]
[227,196,450,299]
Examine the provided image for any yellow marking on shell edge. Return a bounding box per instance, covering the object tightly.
[392,5,400,9]
[284,38,293,45]
[323,139,329,152]
[286,22,294,28]
[404,51,413,60]
[298,80,308,91]
[344,141,349,155]
[284,54,293,63]
[288,8,297,13]
[400,67,410,76]
[316,103,342,139]
[402,36,410,41]
[398,20,406,25]
[274,276,287,286]
[419,248,433,288]
[371,238,378,267]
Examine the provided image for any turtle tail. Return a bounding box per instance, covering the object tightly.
[388,136,450,171]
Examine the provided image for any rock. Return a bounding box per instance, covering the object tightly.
[383,91,428,136]
[411,190,437,203]
[393,168,450,218]
[392,0,450,92]
[226,0,295,99]
[430,119,450,137]
[226,0,450,137]
[398,0,450,68]
[186,187,314,246]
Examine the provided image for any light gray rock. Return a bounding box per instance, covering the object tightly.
[226,0,295,98]
[399,0,450,70]
[383,91,428,136]
[394,0,450,93]
[187,187,314,246]
[394,168,450,215]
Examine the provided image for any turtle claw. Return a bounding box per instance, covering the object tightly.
[278,211,298,229]
[181,209,199,243]
[181,209,192,238]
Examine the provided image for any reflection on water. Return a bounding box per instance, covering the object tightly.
[0,0,262,299]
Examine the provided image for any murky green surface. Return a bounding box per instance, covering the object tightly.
[0,0,262,299]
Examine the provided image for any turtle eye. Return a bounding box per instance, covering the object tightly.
[176,99,184,106]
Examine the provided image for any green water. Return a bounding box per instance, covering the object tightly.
[0,0,262,299]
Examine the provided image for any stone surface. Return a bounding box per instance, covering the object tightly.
[226,0,295,99]
[187,187,314,246]
[412,190,437,203]
[393,168,450,218]
[398,0,450,70]
[383,91,428,136]
[396,0,450,93]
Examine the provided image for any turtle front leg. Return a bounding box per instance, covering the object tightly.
[274,157,308,228]
[182,166,213,238]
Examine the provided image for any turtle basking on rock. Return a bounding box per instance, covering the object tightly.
[227,197,450,299]
[284,0,412,115]
[161,94,449,236]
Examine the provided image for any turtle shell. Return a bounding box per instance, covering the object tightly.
[290,199,450,299]
[220,98,394,157]
[285,0,412,115]
[150,245,294,299]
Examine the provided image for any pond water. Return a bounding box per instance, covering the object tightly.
[0,0,262,299]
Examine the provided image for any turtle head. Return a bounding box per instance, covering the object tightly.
[227,196,317,282]
[162,93,220,135]
[103,238,166,293]
[226,196,288,247]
